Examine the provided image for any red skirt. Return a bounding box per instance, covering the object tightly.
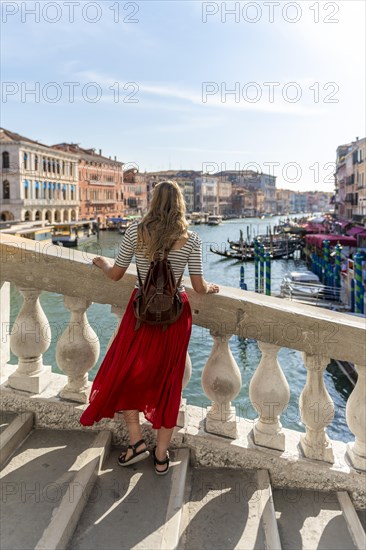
[79,288,192,429]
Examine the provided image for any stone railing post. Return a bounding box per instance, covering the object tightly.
[177,352,192,428]
[8,286,52,393]
[0,281,11,377]
[201,329,242,438]
[346,364,366,471]
[56,296,100,403]
[299,353,334,463]
[249,341,290,451]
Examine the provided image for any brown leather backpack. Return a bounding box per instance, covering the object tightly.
[133,248,184,331]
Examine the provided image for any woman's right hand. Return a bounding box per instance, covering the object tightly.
[206,282,220,294]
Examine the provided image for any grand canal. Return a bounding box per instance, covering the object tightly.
[8,216,354,442]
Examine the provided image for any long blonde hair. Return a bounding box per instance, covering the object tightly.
[137,180,189,261]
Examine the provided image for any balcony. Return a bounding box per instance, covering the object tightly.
[88,179,116,186]
[22,199,79,206]
[86,199,116,204]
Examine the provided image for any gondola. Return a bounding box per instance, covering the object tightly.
[210,244,299,262]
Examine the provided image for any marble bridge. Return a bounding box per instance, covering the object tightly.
[0,233,365,550]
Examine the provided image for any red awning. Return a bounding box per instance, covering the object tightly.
[346,226,366,236]
[305,234,358,247]
[334,219,351,228]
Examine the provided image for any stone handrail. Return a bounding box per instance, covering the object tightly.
[1,234,365,472]
[1,234,364,363]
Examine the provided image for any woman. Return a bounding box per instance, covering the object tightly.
[79,181,219,475]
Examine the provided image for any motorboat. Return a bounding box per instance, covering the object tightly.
[280,271,325,299]
[0,223,54,244]
[52,220,98,247]
[207,215,223,225]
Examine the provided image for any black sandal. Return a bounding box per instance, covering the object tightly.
[118,439,149,467]
[153,446,170,476]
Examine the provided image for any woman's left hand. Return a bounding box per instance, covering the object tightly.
[92,256,110,270]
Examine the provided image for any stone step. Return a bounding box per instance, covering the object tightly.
[273,488,358,550]
[0,427,108,550]
[0,411,33,467]
[0,410,18,435]
[68,447,190,550]
[337,491,366,550]
[179,467,266,550]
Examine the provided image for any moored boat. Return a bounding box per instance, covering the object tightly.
[0,223,54,244]
[52,220,97,247]
[207,214,223,226]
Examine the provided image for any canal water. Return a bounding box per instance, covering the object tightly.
[8,216,354,443]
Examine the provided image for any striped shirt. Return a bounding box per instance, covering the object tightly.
[114,222,204,291]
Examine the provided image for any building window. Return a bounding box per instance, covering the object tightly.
[24,153,28,170]
[70,164,73,177]
[24,179,29,199]
[35,181,39,199]
[3,180,10,199]
[56,160,60,174]
[2,151,10,169]
[62,161,65,175]
[35,155,38,171]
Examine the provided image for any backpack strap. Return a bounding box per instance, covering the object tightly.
[136,264,144,287]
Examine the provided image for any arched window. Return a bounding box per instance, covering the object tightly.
[2,151,10,169]
[35,181,39,199]
[48,158,51,172]
[62,161,65,175]
[34,155,38,171]
[56,160,60,174]
[52,159,56,173]
[3,180,10,199]
[71,184,75,200]
[70,163,73,177]
[24,211,31,221]
[23,152,28,170]
[24,179,29,199]
[43,158,47,172]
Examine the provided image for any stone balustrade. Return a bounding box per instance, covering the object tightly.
[1,234,365,474]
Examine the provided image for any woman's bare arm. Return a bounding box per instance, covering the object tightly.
[92,256,127,281]
[190,275,219,294]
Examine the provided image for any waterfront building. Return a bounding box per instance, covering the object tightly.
[232,186,265,217]
[335,137,366,223]
[216,170,277,214]
[275,189,291,214]
[289,191,308,214]
[123,168,148,216]
[51,144,124,228]
[194,174,232,215]
[146,170,197,212]
[0,128,79,223]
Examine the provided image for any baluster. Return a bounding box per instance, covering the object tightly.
[177,352,192,428]
[299,353,334,463]
[0,281,11,377]
[346,364,366,471]
[56,295,100,403]
[8,287,52,393]
[201,329,242,438]
[249,342,290,451]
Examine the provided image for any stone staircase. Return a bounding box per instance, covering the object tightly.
[1,412,365,550]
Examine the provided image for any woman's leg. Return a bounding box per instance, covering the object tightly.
[120,410,147,460]
[155,426,174,472]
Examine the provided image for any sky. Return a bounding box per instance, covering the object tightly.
[1,0,365,191]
